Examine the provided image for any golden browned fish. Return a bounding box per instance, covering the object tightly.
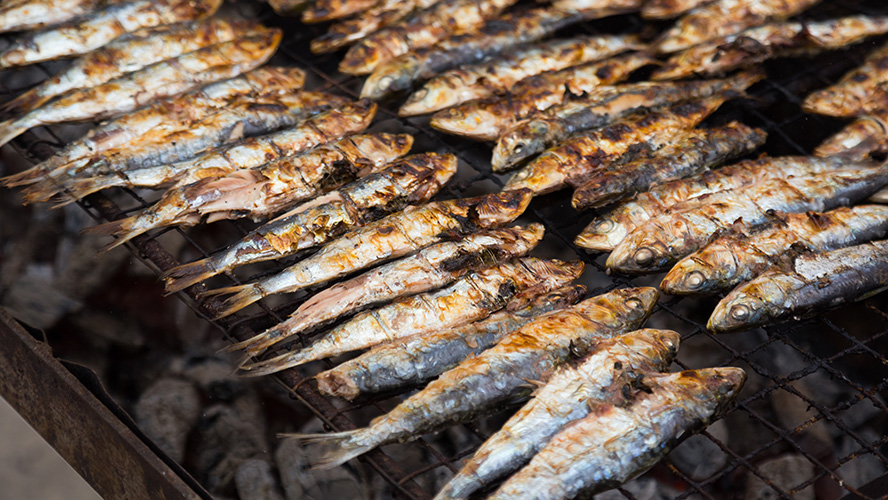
[641,0,715,19]
[302,0,380,22]
[815,109,888,160]
[0,0,115,33]
[803,41,888,117]
[309,0,441,54]
[552,0,642,15]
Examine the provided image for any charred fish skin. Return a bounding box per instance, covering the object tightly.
[487,368,746,500]
[161,151,457,294]
[209,189,534,318]
[571,122,767,210]
[815,111,888,160]
[230,224,544,356]
[315,283,587,401]
[0,67,308,190]
[339,0,516,76]
[361,8,586,100]
[492,72,764,172]
[0,0,222,68]
[654,0,821,54]
[662,205,888,296]
[1,18,265,116]
[641,0,715,19]
[803,41,888,117]
[302,0,379,23]
[505,94,734,196]
[575,155,876,252]
[399,33,643,117]
[435,328,680,500]
[552,0,643,15]
[709,240,888,333]
[284,287,659,470]
[429,52,654,142]
[0,29,283,149]
[309,0,442,54]
[607,167,888,274]
[653,16,888,80]
[238,258,586,374]
[0,0,114,34]
[85,132,411,251]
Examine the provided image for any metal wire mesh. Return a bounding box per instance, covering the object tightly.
[1,0,887,498]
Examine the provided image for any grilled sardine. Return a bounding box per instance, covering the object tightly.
[309,0,440,54]
[0,0,116,33]
[815,110,888,160]
[803,40,888,117]
[642,0,715,19]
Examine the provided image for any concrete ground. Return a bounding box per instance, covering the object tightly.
[0,396,102,500]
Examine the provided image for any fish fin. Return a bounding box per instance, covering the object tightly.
[0,117,30,148]
[237,348,316,377]
[277,430,372,469]
[61,175,122,200]
[208,283,264,318]
[0,166,43,187]
[220,325,286,355]
[20,178,67,204]
[82,216,141,254]
[161,258,219,295]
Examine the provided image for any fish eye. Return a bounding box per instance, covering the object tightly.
[634,248,654,267]
[377,76,395,90]
[684,271,706,290]
[411,88,427,100]
[730,304,751,321]
[626,297,643,310]
[513,143,525,153]
[596,219,614,232]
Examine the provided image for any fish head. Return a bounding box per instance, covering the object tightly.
[245,66,307,93]
[181,0,224,18]
[399,75,468,117]
[621,328,681,369]
[471,189,533,228]
[385,152,457,203]
[607,236,672,275]
[661,244,739,295]
[707,275,787,333]
[492,119,565,172]
[430,105,503,141]
[575,215,630,252]
[678,367,747,412]
[609,287,660,325]
[360,56,420,100]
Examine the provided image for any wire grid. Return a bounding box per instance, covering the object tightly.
[1,0,887,498]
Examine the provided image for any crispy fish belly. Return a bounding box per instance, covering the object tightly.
[339,0,516,75]
[607,167,888,274]
[803,41,888,117]
[653,15,888,80]
[310,0,441,53]
[574,155,876,252]
[86,132,413,251]
[662,205,888,296]
[0,67,307,189]
[430,52,653,141]
[162,151,455,294]
[492,71,764,172]
[0,30,282,148]
[435,328,679,500]
[815,109,888,160]
[655,0,821,54]
[0,0,222,68]
[315,283,586,401]
[63,99,376,200]
[487,368,746,500]
[641,0,715,19]
[1,18,265,116]
[0,0,114,33]
[361,8,585,100]
[238,258,586,375]
[399,33,642,116]
[231,224,543,356]
[571,122,767,210]
[504,94,733,196]
[710,240,888,332]
[283,287,659,469]
[208,190,533,318]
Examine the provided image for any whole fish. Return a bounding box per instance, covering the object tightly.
[0,0,118,33]
[1,18,266,116]
[435,328,680,500]
[229,224,544,356]
[398,34,643,116]
[85,133,413,251]
[504,94,733,196]
[309,0,441,53]
[60,99,377,199]
[360,8,583,100]
[654,0,820,54]
[208,190,533,318]
[24,91,350,205]
[492,72,763,172]
[574,156,875,252]
[653,16,888,80]
[0,30,283,148]
[238,258,586,375]
[641,0,715,19]
[339,0,515,75]
[0,0,222,68]
[803,41,888,117]
[315,284,586,401]
[302,0,379,22]
[284,287,659,469]
[815,109,888,160]
[607,167,888,274]
[161,151,455,293]
[661,205,888,295]
[0,67,307,188]
[709,240,888,333]
[487,368,746,500]
[430,52,653,141]
[571,122,767,210]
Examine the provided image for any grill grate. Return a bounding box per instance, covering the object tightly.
[2,0,888,498]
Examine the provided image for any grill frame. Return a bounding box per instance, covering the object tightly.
[1,1,887,498]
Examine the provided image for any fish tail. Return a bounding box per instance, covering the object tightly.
[161,257,220,295]
[237,345,321,376]
[206,283,264,318]
[277,430,372,469]
[0,166,43,187]
[19,178,67,205]
[82,216,144,254]
[61,175,122,200]
[0,117,31,148]
[220,325,287,355]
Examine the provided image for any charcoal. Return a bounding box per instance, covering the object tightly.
[234,458,284,500]
[745,454,815,500]
[275,420,363,500]
[134,378,200,463]
[668,419,730,481]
